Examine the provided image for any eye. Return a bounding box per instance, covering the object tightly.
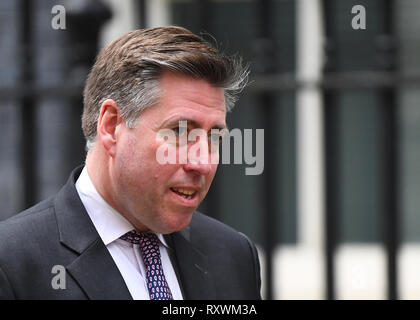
[173,125,187,136]
[209,128,227,146]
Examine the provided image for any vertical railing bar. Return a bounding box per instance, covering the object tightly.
[382,0,399,300]
[321,0,338,300]
[19,0,37,210]
[138,0,147,29]
[256,0,276,300]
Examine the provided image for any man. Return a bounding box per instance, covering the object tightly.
[0,26,261,300]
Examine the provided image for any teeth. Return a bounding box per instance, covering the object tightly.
[172,188,196,197]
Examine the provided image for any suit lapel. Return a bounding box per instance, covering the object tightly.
[166,227,216,299]
[66,238,132,300]
[54,167,132,300]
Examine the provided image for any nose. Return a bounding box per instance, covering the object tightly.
[183,159,212,175]
[183,136,213,175]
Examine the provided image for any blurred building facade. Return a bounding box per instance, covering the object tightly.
[1,0,420,299]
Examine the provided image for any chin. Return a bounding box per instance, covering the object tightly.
[161,211,194,234]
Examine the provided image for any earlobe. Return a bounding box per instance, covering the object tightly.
[97,99,121,157]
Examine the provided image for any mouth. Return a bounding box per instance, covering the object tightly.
[170,187,197,200]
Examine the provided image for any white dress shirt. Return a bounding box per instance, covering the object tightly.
[75,166,183,300]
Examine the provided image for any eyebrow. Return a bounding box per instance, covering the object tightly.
[162,116,228,131]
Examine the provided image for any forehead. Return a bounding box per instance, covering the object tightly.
[149,72,227,127]
[161,71,225,107]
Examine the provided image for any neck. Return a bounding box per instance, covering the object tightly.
[85,146,115,211]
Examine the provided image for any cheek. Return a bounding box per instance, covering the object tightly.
[115,137,148,187]
[123,134,158,170]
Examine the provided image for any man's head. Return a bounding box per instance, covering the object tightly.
[82,26,248,234]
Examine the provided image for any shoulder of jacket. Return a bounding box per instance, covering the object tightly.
[0,196,56,250]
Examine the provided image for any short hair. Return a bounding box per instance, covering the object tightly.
[82,26,249,150]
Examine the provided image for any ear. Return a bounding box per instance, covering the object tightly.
[97,99,122,157]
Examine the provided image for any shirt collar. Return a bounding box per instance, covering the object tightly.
[75,166,169,248]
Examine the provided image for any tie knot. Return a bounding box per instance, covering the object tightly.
[120,230,159,247]
[121,230,161,267]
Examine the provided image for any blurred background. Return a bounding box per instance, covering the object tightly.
[1,0,420,300]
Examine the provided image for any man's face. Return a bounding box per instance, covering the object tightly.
[111,72,226,234]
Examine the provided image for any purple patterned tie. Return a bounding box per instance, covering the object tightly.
[120,230,173,300]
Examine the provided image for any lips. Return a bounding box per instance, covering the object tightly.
[170,187,197,199]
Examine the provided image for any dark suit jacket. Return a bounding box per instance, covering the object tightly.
[0,167,261,300]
